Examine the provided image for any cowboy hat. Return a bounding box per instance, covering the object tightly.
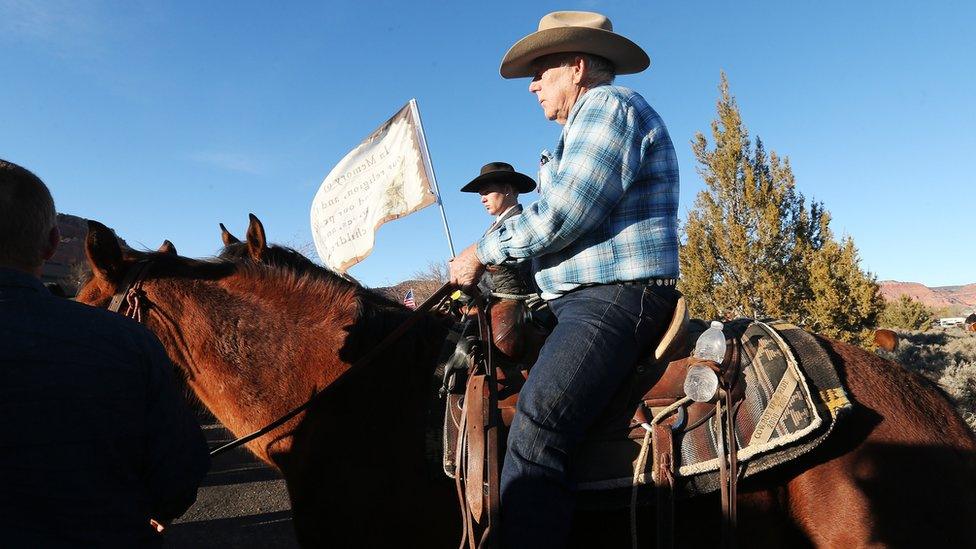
[461,162,536,193]
[499,11,650,79]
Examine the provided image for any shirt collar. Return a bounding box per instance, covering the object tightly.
[564,83,611,130]
[495,204,519,221]
[0,267,48,293]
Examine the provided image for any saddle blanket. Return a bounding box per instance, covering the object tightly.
[575,319,852,499]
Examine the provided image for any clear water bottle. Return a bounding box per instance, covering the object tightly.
[684,321,726,402]
[693,321,727,363]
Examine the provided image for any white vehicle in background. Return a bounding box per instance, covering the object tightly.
[938,317,966,327]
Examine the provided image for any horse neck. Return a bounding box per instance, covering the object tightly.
[140,269,450,457]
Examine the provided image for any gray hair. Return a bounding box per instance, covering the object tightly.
[542,52,616,86]
[0,159,57,271]
[578,53,616,86]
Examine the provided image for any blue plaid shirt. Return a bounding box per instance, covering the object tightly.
[476,85,679,299]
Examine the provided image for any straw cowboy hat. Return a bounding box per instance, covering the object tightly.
[461,162,536,193]
[500,11,650,79]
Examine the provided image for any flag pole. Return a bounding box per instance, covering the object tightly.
[409,98,456,258]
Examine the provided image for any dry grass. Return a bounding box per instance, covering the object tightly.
[878,327,976,431]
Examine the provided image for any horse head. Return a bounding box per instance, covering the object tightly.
[217,214,370,295]
[77,219,362,461]
[217,214,329,279]
[76,219,450,477]
[78,220,230,309]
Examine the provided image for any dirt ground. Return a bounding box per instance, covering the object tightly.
[164,415,298,548]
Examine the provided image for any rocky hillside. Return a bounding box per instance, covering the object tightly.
[880,280,976,312]
[375,279,444,305]
[41,213,126,296]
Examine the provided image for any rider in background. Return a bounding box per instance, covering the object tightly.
[0,159,210,547]
[461,161,537,299]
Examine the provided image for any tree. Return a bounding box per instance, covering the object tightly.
[398,260,450,302]
[412,260,449,284]
[680,74,884,345]
[806,236,887,342]
[880,294,934,331]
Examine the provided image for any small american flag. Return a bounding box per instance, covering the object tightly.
[403,289,416,309]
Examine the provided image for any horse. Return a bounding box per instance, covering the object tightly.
[873,329,899,352]
[77,221,976,547]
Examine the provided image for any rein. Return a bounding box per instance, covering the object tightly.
[105,258,455,457]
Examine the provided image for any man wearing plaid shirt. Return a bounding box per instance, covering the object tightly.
[449,11,681,548]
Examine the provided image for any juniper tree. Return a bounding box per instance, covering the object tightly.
[680,73,883,344]
[880,294,934,331]
[807,235,886,343]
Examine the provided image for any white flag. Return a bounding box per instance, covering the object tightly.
[310,100,438,272]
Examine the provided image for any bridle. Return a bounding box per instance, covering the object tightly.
[107,259,153,320]
[105,257,456,457]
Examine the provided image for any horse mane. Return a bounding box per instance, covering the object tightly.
[218,242,327,280]
[217,242,406,312]
[125,249,237,280]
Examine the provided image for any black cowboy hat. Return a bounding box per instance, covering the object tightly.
[460,161,537,193]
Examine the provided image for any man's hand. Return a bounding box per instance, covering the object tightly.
[449,243,486,291]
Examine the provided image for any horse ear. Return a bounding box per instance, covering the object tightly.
[220,223,241,246]
[245,213,267,261]
[158,240,177,255]
[85,220,124,281]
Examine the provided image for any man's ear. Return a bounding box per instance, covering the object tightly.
[245,213,267,261]
[85,221,124,281]
[41,225,60,262]
[220,223,241,246]
[572,55,586,85]
[158,240,177,255]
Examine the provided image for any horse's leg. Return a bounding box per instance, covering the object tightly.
[782,339,976,547]
[782,444,882,546]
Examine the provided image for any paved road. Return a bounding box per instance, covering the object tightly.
[164,416,299,548]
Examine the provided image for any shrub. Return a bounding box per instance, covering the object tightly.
[880,294,933,331]
[890,328,976,431]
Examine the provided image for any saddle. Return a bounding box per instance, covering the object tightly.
[441,297,851,549]
[443,295,693,546]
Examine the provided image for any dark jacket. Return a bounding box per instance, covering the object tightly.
[480,205,535,296]
[0,268,210,548]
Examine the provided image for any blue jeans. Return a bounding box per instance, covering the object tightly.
[499,284,680,549]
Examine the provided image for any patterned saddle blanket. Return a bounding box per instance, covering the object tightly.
[574,319,852,499]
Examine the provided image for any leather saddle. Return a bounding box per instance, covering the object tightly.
[444,295,724,548]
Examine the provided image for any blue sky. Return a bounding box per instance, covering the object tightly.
[2,1,973,287]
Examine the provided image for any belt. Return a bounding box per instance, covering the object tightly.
[573,278,678,292]
[617,278,678,288]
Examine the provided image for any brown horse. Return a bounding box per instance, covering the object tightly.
[873,329,899,352]
[77,221,976,547]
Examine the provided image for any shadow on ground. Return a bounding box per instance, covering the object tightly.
[164,411,298,548]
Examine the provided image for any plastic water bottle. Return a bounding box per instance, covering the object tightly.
[693,321,727,363]
[683,321,726,403]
